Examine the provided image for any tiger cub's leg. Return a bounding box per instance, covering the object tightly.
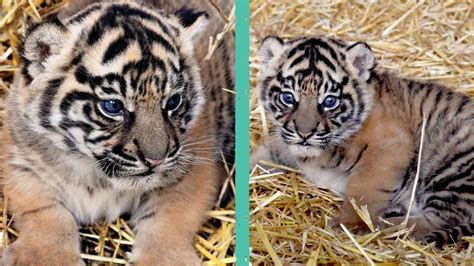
[333,139,413,229]
[3,178,83,266]
[381,213,473,247]
[129,163,218,265]
[381,215,438,239]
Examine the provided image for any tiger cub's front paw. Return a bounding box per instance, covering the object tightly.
[3,239,84,266]
[329,200,366,232]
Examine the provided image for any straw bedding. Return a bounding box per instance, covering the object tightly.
[0,0,235,264]
[250,0,473,264]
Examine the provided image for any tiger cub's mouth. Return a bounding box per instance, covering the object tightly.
[279,130,333,158]
[281,131,332,148]
[96,146,185,179]
[295,137,330,147]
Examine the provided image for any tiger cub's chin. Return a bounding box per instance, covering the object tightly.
[3,2,234,265]
[255,35,473,247]
[287,144,324,158]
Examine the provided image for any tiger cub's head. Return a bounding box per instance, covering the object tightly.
[14,3,209,190]
[258,36,376,157]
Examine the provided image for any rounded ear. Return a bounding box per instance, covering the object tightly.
[345,42,375,81]
[259,36,284,67]
[175,8,209,41]
[20,17,68,80]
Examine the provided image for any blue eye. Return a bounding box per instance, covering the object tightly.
[322,96,339,110]
[280,91,296,106]
[165,94,182,111]
[100,100,124,116]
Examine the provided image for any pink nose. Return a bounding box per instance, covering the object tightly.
[299,131,313,139]
[145,158,163,167]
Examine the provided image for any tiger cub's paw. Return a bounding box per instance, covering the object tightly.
[329,215,370,235]
[329,201,368,234]
[3,239,84,266]
[330,213,360,229]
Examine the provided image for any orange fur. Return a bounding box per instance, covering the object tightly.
[333,90,415,227]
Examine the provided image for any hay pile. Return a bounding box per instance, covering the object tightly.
[250,0,473,264]
[0,0,235,264]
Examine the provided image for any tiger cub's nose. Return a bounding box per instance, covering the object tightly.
[145,158,163,167]
[297,129,316,139]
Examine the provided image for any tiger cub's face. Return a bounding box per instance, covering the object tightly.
[16,3,209,189]
[258,37,376,157]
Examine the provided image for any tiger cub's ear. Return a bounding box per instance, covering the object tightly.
[346,42,375,81]
[175,8,209,41]
[259,36,284,67]
[20,17,68,80]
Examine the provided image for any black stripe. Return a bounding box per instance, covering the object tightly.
[68,5,102,24]
[139,211,156,221]
[455,96,471,116]
[429,147,474,185]
[20,204,57,217]
[429,165,474,191]
[60,91,97,115]
[138,192,151,206]
[448,183,474,194]
[102,36,130,64]
[330,119,341,127]
[101,87,118,95]
[175,8,207,27]
[63,137,78,151]
[426,194,460,207]
[109,4,171,35]
[314,49,336,71]
[289,54,306,69]
[288,38,338,61]
[83,104,108,127]
[59,118,94,135]
[87,134,114,144]
[142,26,176,55]
[87,12,118,45]
[75,65,90,84]
[40,78,65,129]
[346,144,368,172]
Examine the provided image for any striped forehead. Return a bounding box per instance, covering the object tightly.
[281,38,346,77]
[66,3,181,77]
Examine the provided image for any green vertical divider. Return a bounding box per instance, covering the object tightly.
[235,0,250,265]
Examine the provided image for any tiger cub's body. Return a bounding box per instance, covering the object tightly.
[3,1,233,265]
[253,36,473,246]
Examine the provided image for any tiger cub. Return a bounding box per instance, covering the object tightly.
[252,36,473,246]
[2,1,234,265]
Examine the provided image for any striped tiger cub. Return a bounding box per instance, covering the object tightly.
[2,1,234,265]
[252,36,473,246]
